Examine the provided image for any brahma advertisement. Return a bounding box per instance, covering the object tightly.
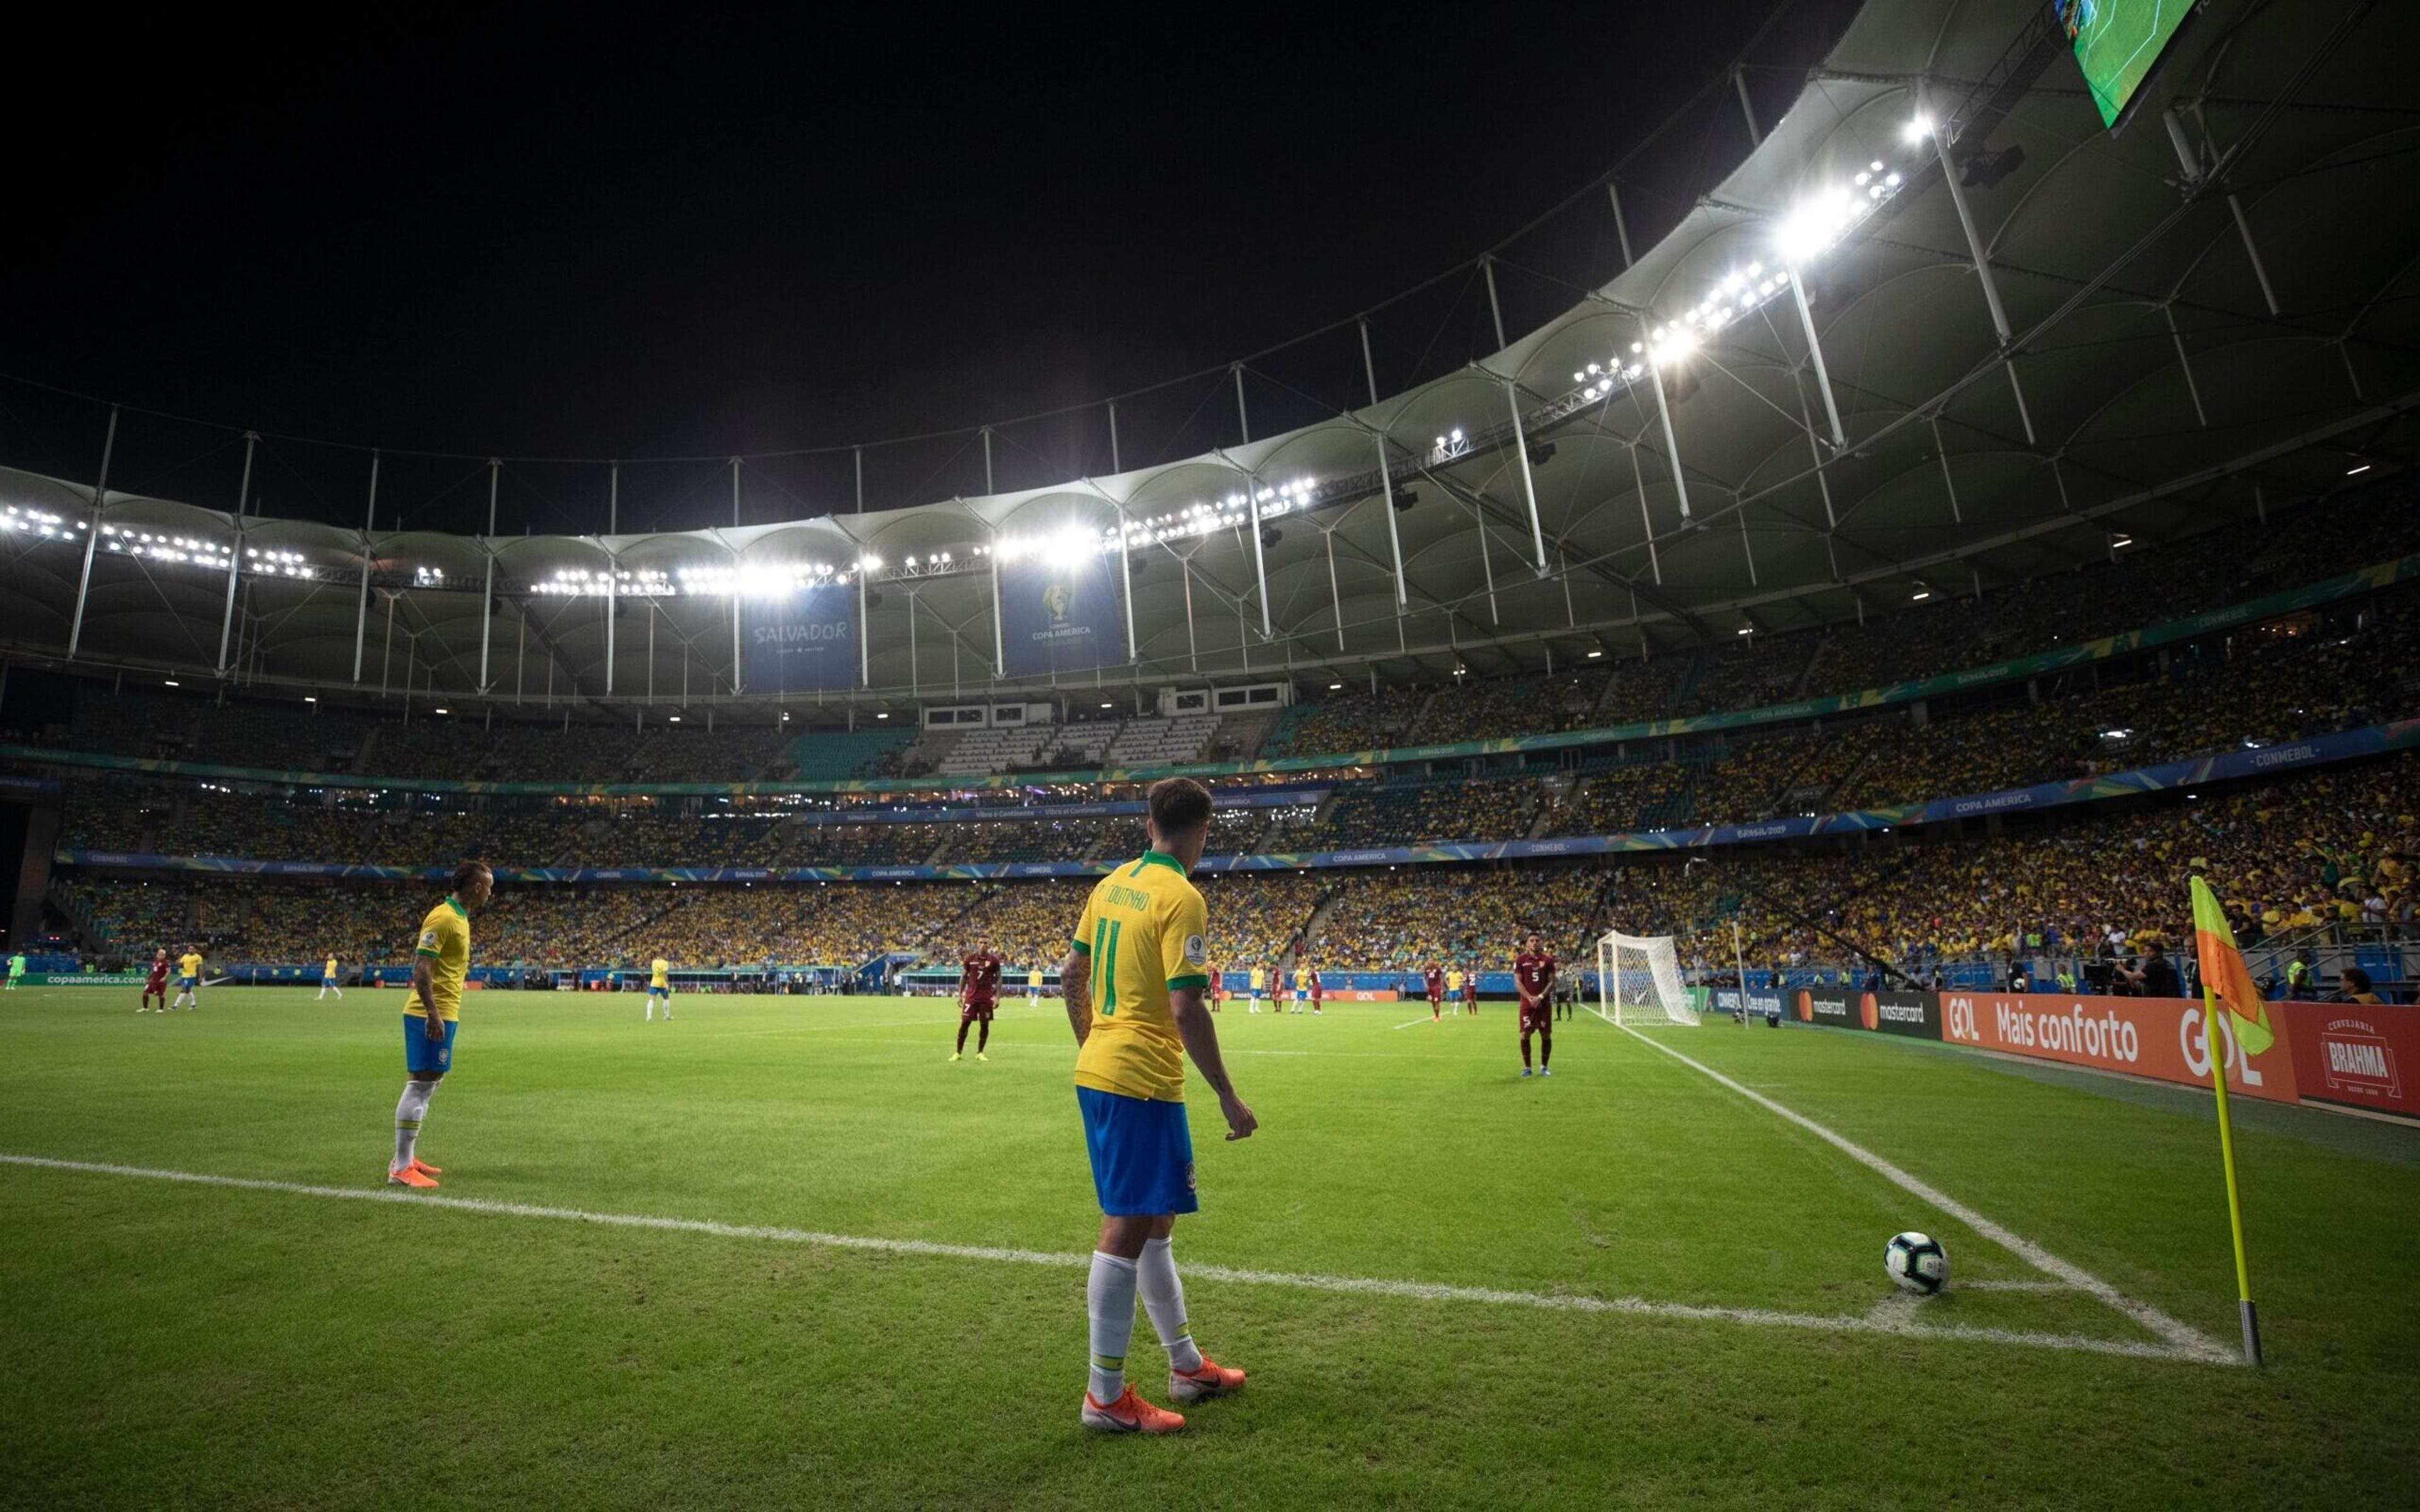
[2282,1004,2420,1118]
[1000,554,1125,677]
[1939,992,2300,1104]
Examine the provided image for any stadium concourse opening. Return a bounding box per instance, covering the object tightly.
[5,0,2420,1503]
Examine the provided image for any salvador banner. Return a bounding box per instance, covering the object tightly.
[739,581,860,692]
[999,554,1124,677]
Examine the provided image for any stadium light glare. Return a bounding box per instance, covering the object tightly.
[1586,650,1603,658]
[164,679,179,687]
[2346,462,2371,475]
[1911,590,1930,600]
[1903,113,1932,142]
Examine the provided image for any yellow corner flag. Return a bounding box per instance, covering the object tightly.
[2187,873,2266,1366]
[2191,875,2274,1056]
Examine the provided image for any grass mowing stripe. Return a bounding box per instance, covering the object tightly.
[1607,1019,2237,1365]
[0,1150,2226,1366]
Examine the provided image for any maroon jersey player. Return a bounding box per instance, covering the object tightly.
[140,948,171,1013]
[952,939,1004,1062]
[1424,962,1445,1022]
[1514,934,1557,1078]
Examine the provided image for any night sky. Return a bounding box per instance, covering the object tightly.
[7,3,1858,530]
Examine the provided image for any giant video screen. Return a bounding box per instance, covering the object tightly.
[2056,1,2197,129]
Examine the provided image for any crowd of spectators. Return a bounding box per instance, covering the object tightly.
[52,745,2412,982]
[1308,776,1545,847]
[1310,865,1605,973]
[1263,687,1426,758]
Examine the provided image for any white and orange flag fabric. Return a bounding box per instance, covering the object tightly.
[2191,874,2274,1057]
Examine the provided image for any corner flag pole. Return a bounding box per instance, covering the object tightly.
[2201,983,2263,1367]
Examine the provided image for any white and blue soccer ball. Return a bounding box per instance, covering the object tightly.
[1886,1231,1949,1294]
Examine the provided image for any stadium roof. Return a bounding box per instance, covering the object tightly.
[3,0,2414,716]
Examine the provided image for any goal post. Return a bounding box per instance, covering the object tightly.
[1593,930,1699,1026]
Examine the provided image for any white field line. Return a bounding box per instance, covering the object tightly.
[1610,1023,2235,1365]
[0,1152,2227,1367]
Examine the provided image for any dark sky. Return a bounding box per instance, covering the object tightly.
[6,3,1857,529]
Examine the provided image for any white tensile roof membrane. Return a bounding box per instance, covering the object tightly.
[3,0,2413,711]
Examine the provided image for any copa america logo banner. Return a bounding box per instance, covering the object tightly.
[1000,556,1124,677]
[740,581,860,692]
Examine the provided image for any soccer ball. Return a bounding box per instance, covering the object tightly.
[1885,1231,1949,1294]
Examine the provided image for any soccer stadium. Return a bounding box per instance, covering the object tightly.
[4,0,2418,1503]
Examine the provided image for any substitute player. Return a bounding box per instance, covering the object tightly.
[646,955,674,1021]
[1059,778,1253,1435]
[1424,961,1445,1022]
[140,948,171,1012]
[952,937,1002,1061]
[173,946,205,1011]
[4,949,23,992]
[387,861,493,1190]
[318,954,344,1001]
[1516,933,1557,1077]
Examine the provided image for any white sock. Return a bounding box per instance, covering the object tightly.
[645,1001,654,1021]
[393,1080,435,1170]
[1136,1236,1204,1372]
[1086,1251,1139,1402]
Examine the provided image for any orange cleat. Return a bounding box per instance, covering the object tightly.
[1168,1356,1246,1402]
[386,1164,439,1189]
[408,1157,443,1177]
[1080,1385,1185,1434]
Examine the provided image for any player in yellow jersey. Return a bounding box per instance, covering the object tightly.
[1027,965,1044,1007]
[388,861,493,1190]
[1247,963,1265,1013]
[646,956,673,1021]
[1060,778,1253,1435]
[173,948,205,1011]
[318,954,343,1001]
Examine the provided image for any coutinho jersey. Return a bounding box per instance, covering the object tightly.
[1516,952,1557,1000]
[409,896,473,1022]
[960,951,1001,1001]
[179,952,204,980]
[1070,850,1210,1103]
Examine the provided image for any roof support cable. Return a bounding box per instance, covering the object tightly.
[65,404,118,662]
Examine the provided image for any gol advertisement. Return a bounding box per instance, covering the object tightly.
[2283,1003,2420,1118]
[1938,992,2300,1104]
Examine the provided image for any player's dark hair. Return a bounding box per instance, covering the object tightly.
[451,859,493,893]
[1146,777,1213,839]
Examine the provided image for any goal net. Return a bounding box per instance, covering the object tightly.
[1593,931,1698,1026]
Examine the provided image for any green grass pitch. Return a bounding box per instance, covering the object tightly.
[4,985,2418,1507]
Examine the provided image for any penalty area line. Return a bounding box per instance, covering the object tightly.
[0,1151,2227,1367]
[1610,1024,2237,1365]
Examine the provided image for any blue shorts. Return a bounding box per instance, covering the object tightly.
[648,985,669,998]
[322,976,338,987]
[179,976,198,991]
[405,1015,458,1075]
[1076,1085,1197,1217]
